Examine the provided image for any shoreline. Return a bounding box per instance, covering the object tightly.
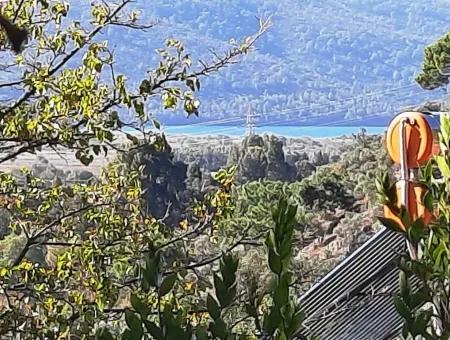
[157,126,387,139]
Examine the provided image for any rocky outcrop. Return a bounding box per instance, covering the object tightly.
[228,134,297,183]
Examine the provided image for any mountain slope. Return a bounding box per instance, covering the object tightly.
[88,0,450,125]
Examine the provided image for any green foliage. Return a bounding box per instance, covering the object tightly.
[262,200,305,339]
[416,31,450,90]
[0,1,268,338]
[120,199,305,340]
[378,76,450,338]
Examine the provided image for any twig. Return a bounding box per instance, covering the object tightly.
[13,0,26,22]
[0,80,22,88]
[11,203,108,266]
[157,215,212,250]
[171,224,253,273]
[110,21,157,30]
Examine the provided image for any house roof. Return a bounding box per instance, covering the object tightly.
[297,228,413,339]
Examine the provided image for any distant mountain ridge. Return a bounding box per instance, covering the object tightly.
[81,0,450,125]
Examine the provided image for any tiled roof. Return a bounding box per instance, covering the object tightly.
[297,228,415,340]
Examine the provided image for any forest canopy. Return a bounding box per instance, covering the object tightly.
[74,0,450,125]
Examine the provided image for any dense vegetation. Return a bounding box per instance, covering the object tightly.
[0,124,390,338]
[1,0,450,339]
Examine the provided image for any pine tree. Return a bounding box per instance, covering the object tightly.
[416,32,450,90]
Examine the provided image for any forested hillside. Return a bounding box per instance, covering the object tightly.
[78,0,450,125]
[0,131,389,297]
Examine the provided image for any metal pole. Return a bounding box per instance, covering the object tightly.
[399,117,417,259]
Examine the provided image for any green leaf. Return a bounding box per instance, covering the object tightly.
[134,100,145,119]
[435,155,450,178]
[126,133,139,145]
[121,330,132,340]
[130,294,148,316]
[144,252,160,287]
[267,246,282,274]
[399,270,410,303]
[441,114,450,146]
[409,287,430,310]
[279,237,293,261]
[273,275,289,306]
[411,310,432,336]
[263,305,282,335]
[186,78,195,91]
[433,241,446,268]
[139,79,152,95]
[245,303,258,318]
[92,145,100,156]
[220,254,238,288]
[152,119,161,130]
[125,310,143,339]
[407,218,425,244]
[159,273,177,296]
[209,318,228,339]
[129,327,143,340]
[214,274,232,308]
[96,328,114,340]
[394,296,412,321]
[401,323,409,340]
[377,217,404,233]
[385,183,398,205]
[207,294,221,320]
[421,161,433,181]
[423,190,433,212]
[287,309,305,337]
[75,150,94,166]
[382,172,391,190]
[163,92,177,109]
[399,207,412,230]
[161,306,176,329]
[196,327,208,340]
[143,320,163,340]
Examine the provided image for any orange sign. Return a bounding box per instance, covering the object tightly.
[386,112,433,168]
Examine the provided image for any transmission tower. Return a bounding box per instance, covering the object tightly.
[246,108,256,136]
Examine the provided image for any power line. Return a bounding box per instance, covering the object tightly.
[176,92,431,149]
[259,84,417,118]
[204,83,417,122]
[159,84,415,130]
[250,91,421,129]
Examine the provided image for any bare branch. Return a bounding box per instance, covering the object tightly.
[109,21,157,30]
[157,215,212,250]
[166,224,254,274]
[13,0,26,22]
[0,80,22,88]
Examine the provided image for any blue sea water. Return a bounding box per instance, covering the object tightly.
[163,125,386,138]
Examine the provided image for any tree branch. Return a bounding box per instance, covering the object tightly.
[167,224,254,273]
[13,0,26,22]
[157,216,213,250]
[11,203,108,266]
[0,0,134,121]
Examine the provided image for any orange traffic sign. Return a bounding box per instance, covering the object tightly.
[386,112,433,168]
